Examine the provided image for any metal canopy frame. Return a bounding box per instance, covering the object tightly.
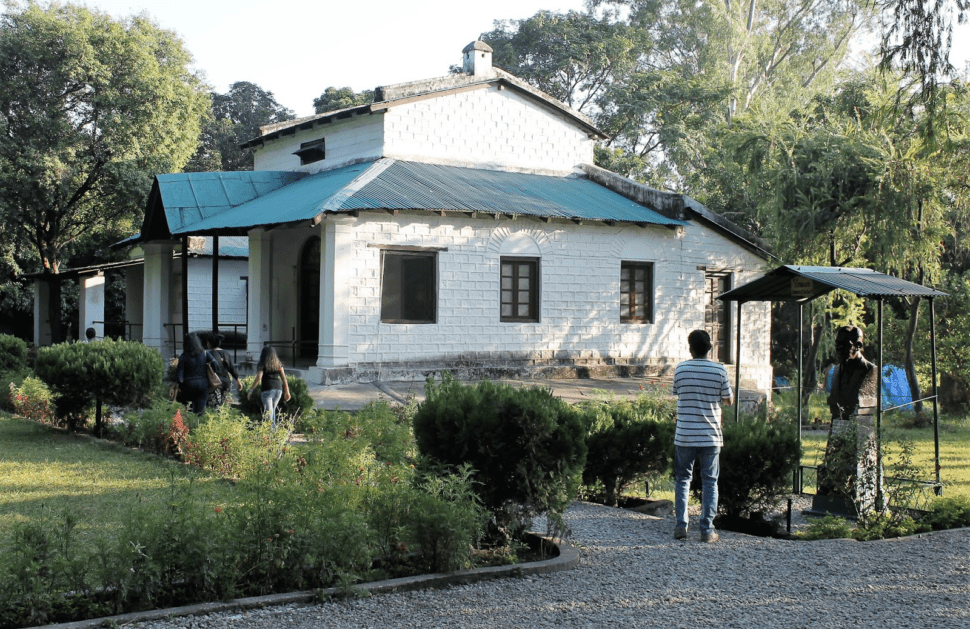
[717,265,949,505]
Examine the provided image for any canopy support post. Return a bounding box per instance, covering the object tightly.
[930,296,941,493]
[876,298,884,512]
[735,300,743,422]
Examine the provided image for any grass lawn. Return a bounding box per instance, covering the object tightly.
[799,413,970,500]
[0,413,229,536]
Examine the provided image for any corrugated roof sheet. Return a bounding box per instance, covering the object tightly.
[160,159,686,235]
[719,265,947,302]
[157,171,307,234]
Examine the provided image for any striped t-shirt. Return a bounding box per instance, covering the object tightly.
[672,358,733,447]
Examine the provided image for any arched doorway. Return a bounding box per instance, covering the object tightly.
[299,236,321,358]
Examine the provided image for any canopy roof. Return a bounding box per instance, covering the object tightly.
[718,265,948,303]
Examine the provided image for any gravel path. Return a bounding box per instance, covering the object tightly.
[130,502,969,629]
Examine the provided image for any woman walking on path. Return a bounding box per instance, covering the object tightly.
[247,345,290,427]
[206,334,243,407]
[177,333,219,415]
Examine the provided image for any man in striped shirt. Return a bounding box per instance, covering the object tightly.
[672,329,734,543]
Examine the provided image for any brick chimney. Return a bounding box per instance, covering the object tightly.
[462,39,493,77]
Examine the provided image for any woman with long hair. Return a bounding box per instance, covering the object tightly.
[246,345,290,427]
[176,332,218,414]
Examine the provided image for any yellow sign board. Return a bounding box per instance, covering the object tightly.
[791,277,814,297]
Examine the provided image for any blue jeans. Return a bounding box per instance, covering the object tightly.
[261,388,283,427]
[674,445,720,535]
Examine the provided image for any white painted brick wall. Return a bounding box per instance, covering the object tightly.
[327,214,771,391]
[185,258,250,333]
[253,115,384,172]
[251,86,594,175]
[384,87,593,172]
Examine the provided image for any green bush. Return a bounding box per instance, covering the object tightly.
[183,405,290,479]
[0,333,28,374]
[921,495,970,531]
[408,465,487,573]
[34,339,164,432]
[238,374,315,422]
[702,419,801,519]
[412,374,587,543]
[581,395,675,506]
[117,397,199,457]
[6,376,55,424]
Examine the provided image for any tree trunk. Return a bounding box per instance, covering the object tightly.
[903,297,926,424]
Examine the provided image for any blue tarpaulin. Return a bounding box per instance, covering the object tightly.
[824,364,913,411]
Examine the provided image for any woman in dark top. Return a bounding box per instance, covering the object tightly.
[176,333,218,414]
[246,345,290,427]
[206,334,242,407]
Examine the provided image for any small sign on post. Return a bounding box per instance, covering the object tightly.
[791,277,814,298]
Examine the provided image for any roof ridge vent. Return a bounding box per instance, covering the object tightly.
[462,39,493,77]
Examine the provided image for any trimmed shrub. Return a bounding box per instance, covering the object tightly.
[0,333,28,374]
[581,395,675,506]
[34,339,164,432]
[412,374,587,543]
[700,420,801,519]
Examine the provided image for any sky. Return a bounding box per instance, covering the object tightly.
[41,1,970,117]
[75,0,591,117]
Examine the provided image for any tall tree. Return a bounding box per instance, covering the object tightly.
[879,0,968,118]
[0,2,209,341]
[187,81,294,172]
[730,67,969,416]
[486,2,871,188]
[313,86,374,114]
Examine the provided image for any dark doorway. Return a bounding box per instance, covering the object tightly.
[299,237,321,358]
[705,271,732,363]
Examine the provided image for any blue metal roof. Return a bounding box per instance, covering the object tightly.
[157,171,307,234]
[718,265,948,303]
[158,159,686,235]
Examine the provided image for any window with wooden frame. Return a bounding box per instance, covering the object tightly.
[380,250,437,323]
[620,261,654,323]
[500,257,539,322]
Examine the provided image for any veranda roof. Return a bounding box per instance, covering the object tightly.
[140,158,687,240]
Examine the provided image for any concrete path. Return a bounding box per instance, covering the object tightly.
[305,375,668,411]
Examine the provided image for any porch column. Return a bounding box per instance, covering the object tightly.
[32,279,52,346]
[247,229,273,360]
[142,241,175,355]
[310,218,352,380]
[125,266,144,342]
[79,273,105,339]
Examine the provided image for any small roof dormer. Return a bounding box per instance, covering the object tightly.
[462,39,493,77]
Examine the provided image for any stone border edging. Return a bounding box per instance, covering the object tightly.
[36,536,579,629]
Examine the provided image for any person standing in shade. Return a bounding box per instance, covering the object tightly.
[246,345,290,427]
[177,333,219,415]
[672,329,734,543]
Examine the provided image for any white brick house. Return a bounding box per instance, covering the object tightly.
[134,41,774,393]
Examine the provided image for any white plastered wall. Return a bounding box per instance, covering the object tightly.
[250,85,594,176]
[286,213,773,392]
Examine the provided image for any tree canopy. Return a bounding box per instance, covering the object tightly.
[0,1,209,339]
[313,86,374,114]
[187,81,295,172]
